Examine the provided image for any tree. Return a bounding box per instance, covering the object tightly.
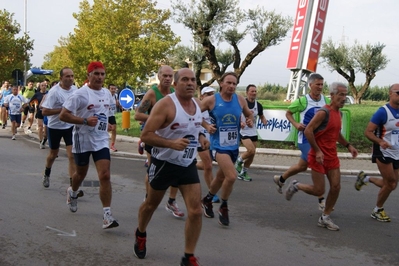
[43,0,179,86]
[320,39,389,104]
[171,0,292,88]
[0,9,34,83]
[42,37,73,81]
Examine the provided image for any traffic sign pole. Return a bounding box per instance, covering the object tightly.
[118,88,135,131]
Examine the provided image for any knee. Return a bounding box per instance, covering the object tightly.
[203,163,213,172]
[188,204,203,219]
[329,183,341,194]
[298,164,308,172]
[48,152,58,161]
[225,175,236,184]
[98,170,111,182]
[141,201,158,213]
[246,147,256,157]
[387,179,397,191]
[314,187,325,196]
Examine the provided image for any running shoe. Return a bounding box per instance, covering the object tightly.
[212,194,220,203]
[371,208,391,222]
[134,232,147,259]
[138,140,144,155]
[103,212,119,229]
[77,190,84,198]
[318,216,340,231]
[2,125,5,129]
[318,199,325,211]
[40,142,45,149]
[11,135,15,140]
[144,159,148,167]
[237,172,252,182]
[235,160,243,174]
[165,201,185,218]
[201,197,214,218]
[285,180,298,201]
[26,128,32,134]
[273,175,284,194]
[66,186,78,213]
[110,145,118,152]
[218,206,229,226]
[180,256,200,266]
[355,171,367,191]
[42,174,50,188]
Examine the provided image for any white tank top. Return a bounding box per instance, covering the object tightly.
[380,105,399,159]
[152,93,203,167]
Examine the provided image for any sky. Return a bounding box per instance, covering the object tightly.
[1,0,399,87]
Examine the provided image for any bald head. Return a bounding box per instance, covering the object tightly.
[157,65,174,89]
[389,84,399,92]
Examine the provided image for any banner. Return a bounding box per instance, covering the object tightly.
[257,107,351,142]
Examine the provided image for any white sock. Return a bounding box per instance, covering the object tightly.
[374,206,382,212]
[363,176,370,183]
[237,157,243,163]
[103,207,111,216]
[71,190,78,198]
[322,214,329,220]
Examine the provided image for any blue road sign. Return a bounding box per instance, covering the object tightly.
[119,88,135,109]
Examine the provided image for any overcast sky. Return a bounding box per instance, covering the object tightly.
[2,0,398,87]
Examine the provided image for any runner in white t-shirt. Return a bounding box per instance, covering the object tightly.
[3,85,28,140]
[107,83,120,152]
[40,67,79,192]
[60,61,118,230]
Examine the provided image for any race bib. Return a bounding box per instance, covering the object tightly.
[219,126,238,147]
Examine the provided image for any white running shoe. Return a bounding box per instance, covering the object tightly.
[318,199,325,211]
[42,174,50,188]
[66,187,78,213]
[318,216,340,231]
[273,175,284,194]
[285,180,298,201]
[166,201,185,218]
[103,212,119,229]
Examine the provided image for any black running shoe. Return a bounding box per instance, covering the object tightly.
[77,189,84,197]
[201,197,214,218]
[134,233,147,259]
[219,206,229,226]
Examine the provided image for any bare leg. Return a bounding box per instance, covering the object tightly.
[180,183,202,254]
[375,160,399,207]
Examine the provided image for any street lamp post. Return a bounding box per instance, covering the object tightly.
[23,0,27,85]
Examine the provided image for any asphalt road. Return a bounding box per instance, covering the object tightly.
[0,131,398,266]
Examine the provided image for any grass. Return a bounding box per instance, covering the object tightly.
[115,101,385,153]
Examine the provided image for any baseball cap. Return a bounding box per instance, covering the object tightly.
[201,87,215,95]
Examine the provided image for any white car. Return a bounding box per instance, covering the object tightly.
[326,95,355,104]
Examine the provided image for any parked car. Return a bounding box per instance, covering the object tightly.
[133,93,145,110]
[326,95,355,105]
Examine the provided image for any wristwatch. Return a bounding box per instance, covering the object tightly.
[83,118,88,125]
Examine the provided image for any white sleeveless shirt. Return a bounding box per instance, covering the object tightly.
[152,93,203,167]
[380,105,399,159]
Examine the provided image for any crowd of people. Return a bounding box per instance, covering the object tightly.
[2,67,398,266]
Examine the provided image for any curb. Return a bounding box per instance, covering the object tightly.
[25,130,380,176]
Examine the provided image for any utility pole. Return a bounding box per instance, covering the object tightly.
[23,0,27,86]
